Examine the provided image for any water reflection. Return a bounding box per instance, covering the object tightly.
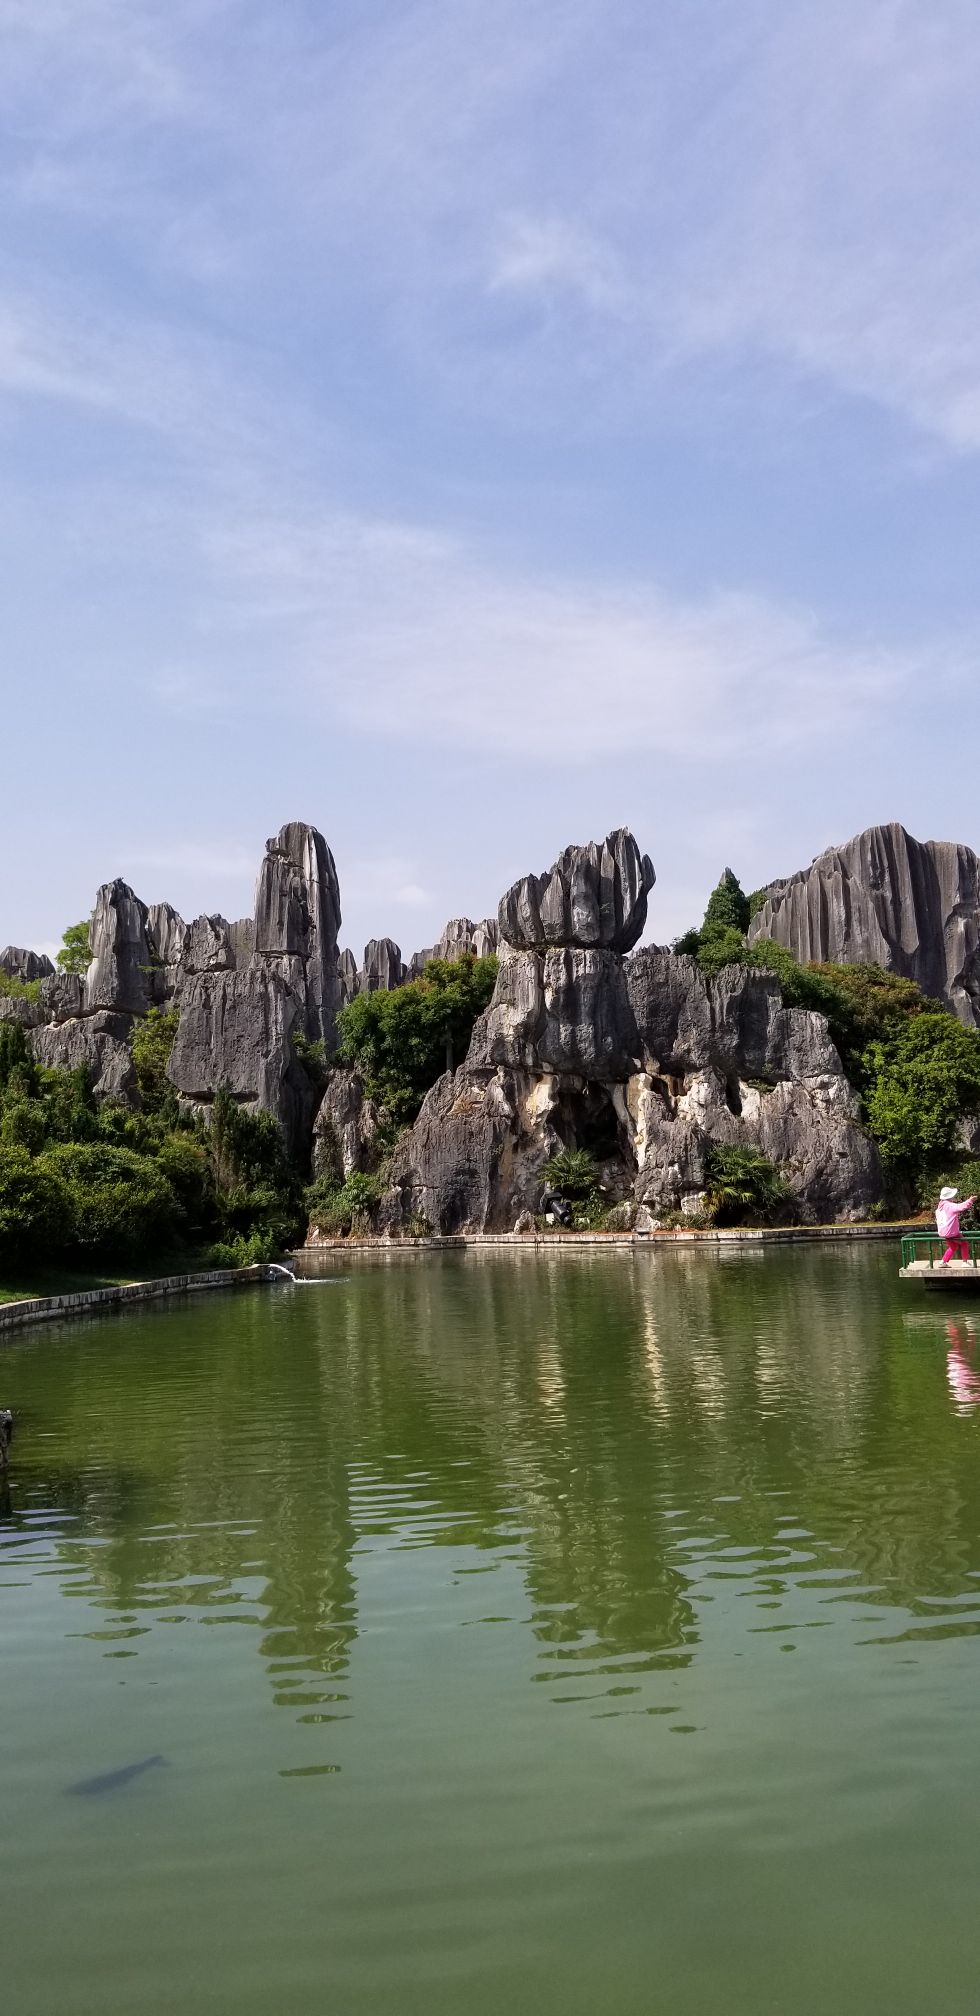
[4,1246,980,1726]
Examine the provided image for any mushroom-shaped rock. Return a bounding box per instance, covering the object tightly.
[497,829,655,954]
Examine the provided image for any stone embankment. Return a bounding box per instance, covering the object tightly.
[0,1264,274,1334]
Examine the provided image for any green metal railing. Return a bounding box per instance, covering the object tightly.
[901,1229,980,1268]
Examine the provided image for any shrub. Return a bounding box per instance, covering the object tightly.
[39,1142,179,1256]
[338,954,498,1131]
[291,1031,328,1090]
[305,1170,383,1235]
[131,1008,180,1116]
[704,1145,791,1226]
[155,1133,215,1237]
[1,1099,49,1154]
[541,1148,602,1199]
[207,1228,282,1268]
[0,971,42,1004]
[0,1144,74,1258]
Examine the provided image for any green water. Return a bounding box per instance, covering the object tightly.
[4,1246,980,2014]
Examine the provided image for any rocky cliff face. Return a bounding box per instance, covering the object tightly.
[15,823,343,1157]
[381,829,880,1234]
[749,822,980,1025]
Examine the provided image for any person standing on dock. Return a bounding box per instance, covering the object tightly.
[936,1186,975,1265]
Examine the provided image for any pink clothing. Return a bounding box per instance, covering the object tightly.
[936,1197,974,1238]
[943,1238,970,1265]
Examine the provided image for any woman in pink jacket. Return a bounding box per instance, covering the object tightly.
[936,1186,975,1265]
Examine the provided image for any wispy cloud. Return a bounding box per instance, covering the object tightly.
[207,503,942,765]
[5,0,980,449]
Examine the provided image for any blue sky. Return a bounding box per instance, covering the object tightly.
[3,0,980,963]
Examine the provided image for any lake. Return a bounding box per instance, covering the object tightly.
[4,1244,980,2014]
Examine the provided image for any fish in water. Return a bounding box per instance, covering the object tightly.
[68,1754,167,1797]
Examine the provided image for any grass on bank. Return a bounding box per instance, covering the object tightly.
[0,1248,225,1305]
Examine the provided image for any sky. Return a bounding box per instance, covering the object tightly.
[3,0,980,964]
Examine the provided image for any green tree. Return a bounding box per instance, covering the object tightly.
[0,1144,73,1257]
[863,1013,980,1175]
[38,1142,179,1256]
[674,870,750,972]
[703,869,750,936]
[338,954,498,1131]
[56,920,92,975]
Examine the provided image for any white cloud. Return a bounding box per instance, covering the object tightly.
[206,503,940,765]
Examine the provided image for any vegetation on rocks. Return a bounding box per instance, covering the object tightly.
[337,954,498,1133]
[0,1021,303,1271]
[676,865,980,1210]
[703,1145,790,1226]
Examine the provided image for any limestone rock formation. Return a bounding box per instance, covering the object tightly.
[227,918,255,968]
[337,948,359,1008]
[85,881,154,1016]
[39,972,84,1023]
[181,914,234,975]
[254,822,342,1049]
[382,829,880,1234]
[381,1069,555,1236]
[359,938,404,994]
[407,918,498,979]
[167,965,315,1153]
[0,946,54,983]
[498,829,655,954]
[32,1012,137,1104]
[749,822,980,1024]
[313,1069,382,1180]
[476,946,639,1080]
[146,903,186,972]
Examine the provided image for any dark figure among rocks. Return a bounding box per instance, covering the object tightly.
[0,1411,13,1471]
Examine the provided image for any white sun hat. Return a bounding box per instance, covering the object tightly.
[940,1186,959,1200]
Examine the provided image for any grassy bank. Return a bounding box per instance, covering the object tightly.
[0,1250,217,1304]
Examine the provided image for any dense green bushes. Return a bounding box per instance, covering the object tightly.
[337,954,498,1132]
[0,1022,304,1269]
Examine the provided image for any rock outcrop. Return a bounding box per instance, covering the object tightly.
[382,830,880,1234]
[313,1069,382,1180]
[337,948,359,1008]
[167,964,315,1154]
[749,823,980,1025]
[359,938,404,994]
[32,1012,138,1103]
[0,946,54,983]
[254,822,343,1050]
[85,880,154,1016]
[182,914,234,975]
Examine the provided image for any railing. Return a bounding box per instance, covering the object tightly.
[901,1229,980,1269]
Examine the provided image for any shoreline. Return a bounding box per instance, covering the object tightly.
[300,1221,918,1253]
[0,1263,273,1335]
[0,1223,921,1334]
